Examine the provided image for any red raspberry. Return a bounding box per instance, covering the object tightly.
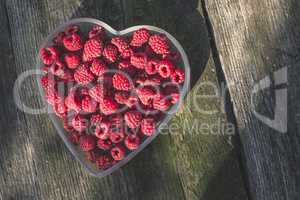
[111,37,132,58]
[114,91,129,104]
[83,38,104,62]
[145,59,159,75]
[157,59,174,78]
[171,68,185,84]
[89,25,106,39]
[149,34,170,55]
[63,33,83,51]
[124,134,141,150]
[125,95,138,108]
[124,111,142,129]
[89,84,106,102]
[99,97,119,115]
[97,139,113,150]
[64,54,80,69]
[90,59,107,76]
[130,52,148,69]
[130,28,150,47]
[96,155,113,170]
[153,94,171,111]
[103,44,118,63]
[40,47,59,65]
[81,96,98,113]
[72,115,88,132]
[141,117,156,136]
[65,25,79,35]
[45,89,59,105]
[94,121,111,140]
[111,145,125,161]
[79,135,96,152]
[53,32,66,45]
[41,75,55,89]
[74,64,94,85]
[112,73,133,91]
[136,86,157,106]
[65,92,81,113]
[49,61,65,77]
[109,129,125,144]
[53,100,67,118]
[90,114,103,126]
[118,59,131,69]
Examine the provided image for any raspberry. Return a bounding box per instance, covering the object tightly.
[72,115,88,132]
[94,121,111,140]
[90,114,103,126]
[99,97,119,115]
[53,100,67,118]
[40,47,59,65]
[97,139,113,150]
[111,37,132,58]
[74,64,94,85]
[153,94,171,111]
[53,32,66,45]
[65,25,79,35]
[49,61,65,77]
[83,38,104,62]
[124,134,141,150]
[111,145,125,161]
[130,52,147,69]
[96,155,113,170]
[90,59,107,76]
[79,135,96,152]
[41,75,55,89]
[157,59,174,78]
[63,33,83,51]
[171,68,185,84]
[65,92,81,113]
[89,84,106,102]
[149,34,170,55]
[130,28,150,47]
[103,44,118,63]
[124,111,142,129]
[81,96,98,113]
[145,59,159,75]
[45,89,59,105]
[136,86,157,106]
[118,59,131,69]
[64,54,80,69]
[89,25,105,39]
[114,91,129,104]
[109,129,125,144]
[141,117,156,136]
[112,73,133,91]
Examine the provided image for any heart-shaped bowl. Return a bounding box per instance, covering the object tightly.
[36,18,190,178]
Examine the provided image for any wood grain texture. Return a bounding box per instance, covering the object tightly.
[204,0,300,199]
[0,0,247,199]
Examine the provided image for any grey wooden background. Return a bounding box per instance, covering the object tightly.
[0,0,299,200]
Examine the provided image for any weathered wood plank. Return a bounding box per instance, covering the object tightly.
[204,0,300,199]
[1,0,247,199]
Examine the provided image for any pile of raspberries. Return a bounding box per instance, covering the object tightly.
[40,24,185,170]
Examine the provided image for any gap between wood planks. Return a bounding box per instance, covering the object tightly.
[199,0,252,199]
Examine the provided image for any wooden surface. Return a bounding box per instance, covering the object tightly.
[0,0,298,199]
[204,0,300,199]
[0,0,248,199]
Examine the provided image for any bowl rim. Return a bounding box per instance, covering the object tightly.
[36,17,191,178]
